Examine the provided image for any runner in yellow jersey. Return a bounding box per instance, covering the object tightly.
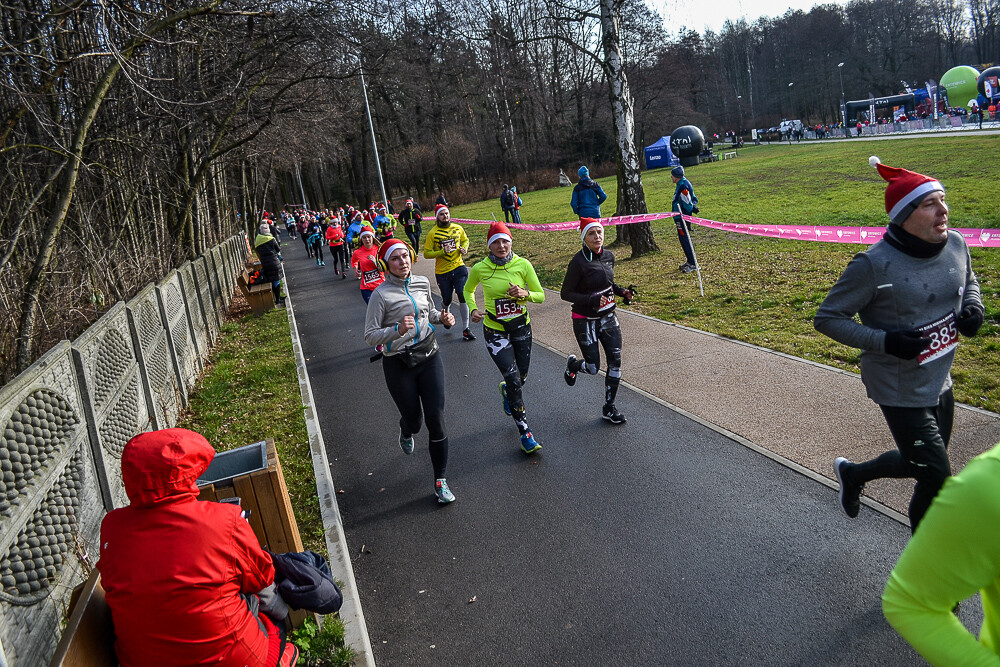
[464,221,545,454]
[423,204,474,340]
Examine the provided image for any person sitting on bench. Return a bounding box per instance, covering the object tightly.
[97,428,296,667]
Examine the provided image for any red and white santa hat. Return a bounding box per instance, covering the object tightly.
[579,217,603,240]
[435,203,450,218]
[379,238,408,264]
[869,156,944,225]
[487,221,512,246]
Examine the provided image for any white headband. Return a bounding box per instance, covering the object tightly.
[580,220,603,240]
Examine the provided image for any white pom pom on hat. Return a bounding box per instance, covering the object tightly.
[869,155,881,167]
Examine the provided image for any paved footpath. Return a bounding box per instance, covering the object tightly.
[282,237,992,666]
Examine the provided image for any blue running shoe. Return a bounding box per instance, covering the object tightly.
[520,431,542,455]
[399,429,414,455]
[499,381,511,415]
[435,478,455,504]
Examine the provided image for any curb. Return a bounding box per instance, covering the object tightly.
[532,334,911,529]
[284,285,376,667]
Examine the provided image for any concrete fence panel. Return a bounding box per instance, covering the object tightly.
[70,303,152,510]
[178,261,210,368]
[194,256,221,341]
[157,271,199,395]
[210,246,231,310]
[0,343,105,666]
[125,285,182,429]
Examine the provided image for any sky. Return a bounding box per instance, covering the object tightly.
[649,0,847,34]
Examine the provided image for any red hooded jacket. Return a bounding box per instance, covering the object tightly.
[98,429,276,667]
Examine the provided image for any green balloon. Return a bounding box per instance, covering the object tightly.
[940,66,981,110]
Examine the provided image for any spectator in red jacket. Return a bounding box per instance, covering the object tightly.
[98,429,295,667]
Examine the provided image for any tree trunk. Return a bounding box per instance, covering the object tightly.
[599,0,657,257]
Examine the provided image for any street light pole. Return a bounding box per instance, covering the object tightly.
[838,62,846,127]
[356,56,389,209]
[736,95,743,136]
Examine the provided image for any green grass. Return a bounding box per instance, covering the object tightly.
[448,137,1000,412]
[178,305,353,666]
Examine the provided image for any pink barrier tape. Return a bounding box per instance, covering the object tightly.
[452,214,1000,248]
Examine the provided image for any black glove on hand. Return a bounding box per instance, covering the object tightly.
[884,329,932,360]
[956,304,985,337]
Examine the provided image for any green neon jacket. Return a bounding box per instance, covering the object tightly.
[882,442,1000,665]
[464,254,544,332]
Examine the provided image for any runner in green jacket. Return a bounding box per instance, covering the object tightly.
[882,441,1000,665]
[463,221,545,454]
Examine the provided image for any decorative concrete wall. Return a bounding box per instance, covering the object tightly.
[0,343,105,665]
[0,235,246,665]
[70,303,153,510]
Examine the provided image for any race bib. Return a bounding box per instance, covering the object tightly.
[494,297,524,320]
[363,269,381,283]
[441,238,457,254]
[916,311,958,365]
[597,287,615,312]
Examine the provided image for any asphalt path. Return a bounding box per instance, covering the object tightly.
[281,236,980,665]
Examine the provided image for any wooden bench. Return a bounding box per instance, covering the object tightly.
[49,569,117,667]
[238,268,275,316]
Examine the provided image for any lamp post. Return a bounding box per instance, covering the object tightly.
[838,62,846,127]
[736,95,743,136]
[787,82,794,120]
[356,56,389,210]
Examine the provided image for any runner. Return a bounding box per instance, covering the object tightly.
[464,221,545,454]
[398,198,422,250]
[364,238,458,504]
[306,217,325,267]
[816,157,984,532]
[423,204,475,340]
[560,217,634,425]
[326,215,348,279]
[351,229,384,302]
[374,205,396,242]
[346,212,366,251]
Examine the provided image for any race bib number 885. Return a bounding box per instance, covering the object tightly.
[916,311,958,365]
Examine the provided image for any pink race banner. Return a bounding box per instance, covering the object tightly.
[452,214,1000,248]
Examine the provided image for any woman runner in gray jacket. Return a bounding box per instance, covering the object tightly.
[364,238,458,504]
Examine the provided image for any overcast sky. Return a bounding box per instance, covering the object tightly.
[649,0,847,34]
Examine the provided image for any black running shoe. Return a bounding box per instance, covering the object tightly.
[462,328,476,341]
[564,355,578,386]
[834,457,863,518]
[602,404,627,424]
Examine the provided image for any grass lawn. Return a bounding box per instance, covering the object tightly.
[447,136,1000,412]
[178,298,353,666]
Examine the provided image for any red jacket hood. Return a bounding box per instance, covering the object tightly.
[121,429,215,507]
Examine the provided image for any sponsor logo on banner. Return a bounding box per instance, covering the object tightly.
[958,229,976,240]
[982,231,991,243]
[837,230,843,238]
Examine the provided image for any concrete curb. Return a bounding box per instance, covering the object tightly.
[532,337,911,527]
[284,287,376,667]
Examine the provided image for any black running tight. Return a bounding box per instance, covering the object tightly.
[484,323,532,434]
[381,350,449,478]
[570,313,623,408]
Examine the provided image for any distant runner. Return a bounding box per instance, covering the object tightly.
[423,204,474,340]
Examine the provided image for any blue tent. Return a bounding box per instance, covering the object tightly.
[643,137,680,169]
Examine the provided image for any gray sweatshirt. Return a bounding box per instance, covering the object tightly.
[364,272,445,356]
[814,230,981,407]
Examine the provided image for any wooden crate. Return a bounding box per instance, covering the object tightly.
[197,439,307,626]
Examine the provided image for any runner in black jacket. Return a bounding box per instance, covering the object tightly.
[559,217,634,424]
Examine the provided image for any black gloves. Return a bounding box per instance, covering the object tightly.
[956,304,985,337]
[884,329,932,360]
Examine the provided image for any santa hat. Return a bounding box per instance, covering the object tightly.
[435,203,450,218]
[488,221,512,246]
[869,156,944,225]
[405,198,413,204]
[379,238,408,264]
[359,227,375,240]
[579,217,603,240]
[352,211,363,221]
